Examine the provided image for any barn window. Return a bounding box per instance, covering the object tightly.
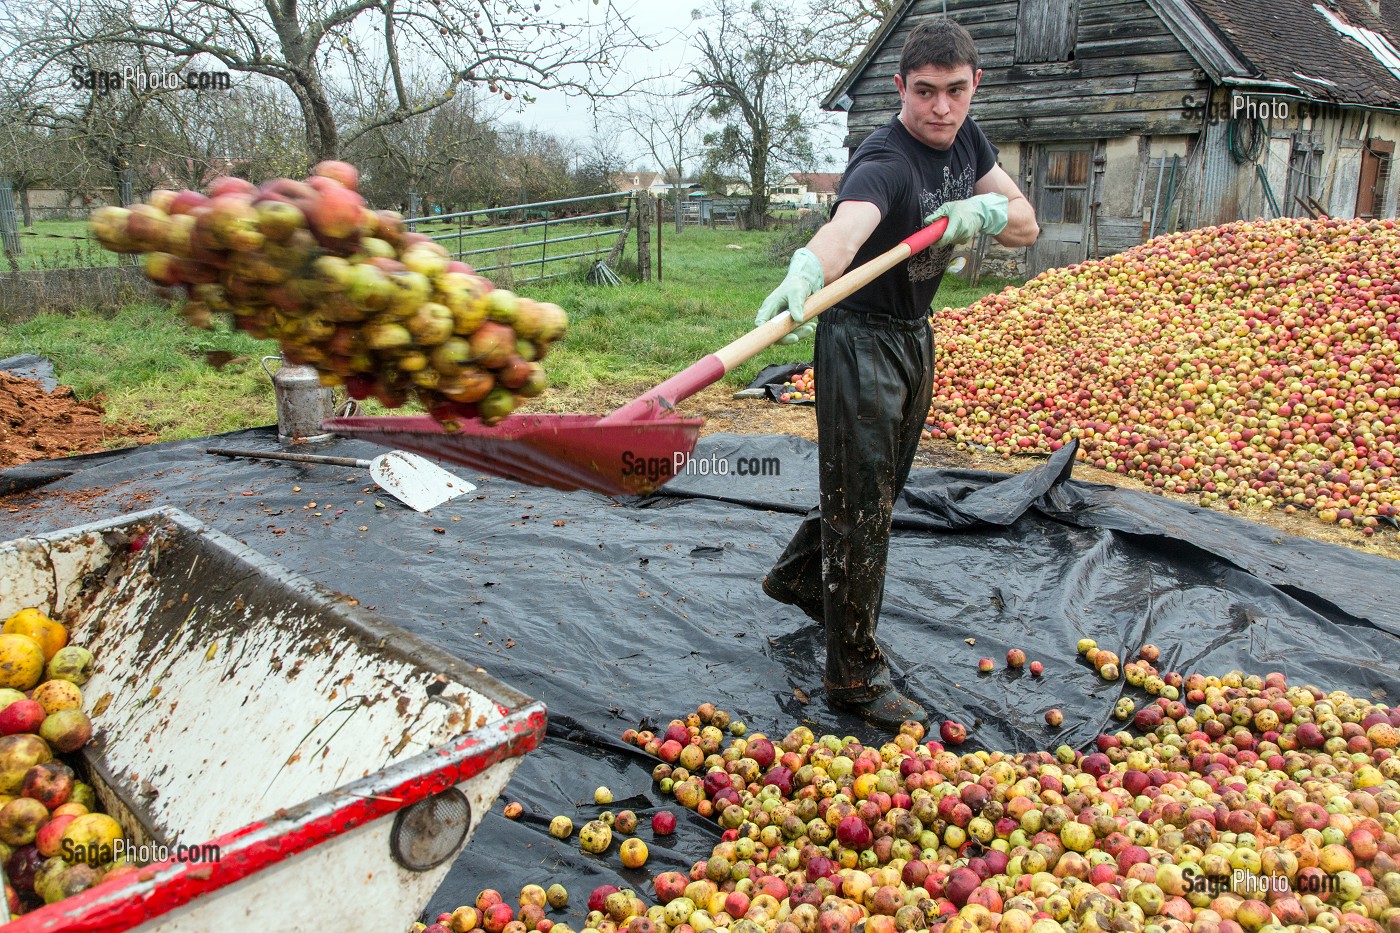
[1016,0,1079,64]
[1036,147,1091,224]
[1357,139,1394,219]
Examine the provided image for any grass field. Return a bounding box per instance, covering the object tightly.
[0,305,281,437]
[6,216,626,273]
[5,220,121,270]
[0,224,1018,441]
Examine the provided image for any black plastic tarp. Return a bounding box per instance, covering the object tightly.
[0,430,1397,923]
[0,355,58,391]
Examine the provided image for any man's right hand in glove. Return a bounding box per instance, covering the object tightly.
[755,248,826,345]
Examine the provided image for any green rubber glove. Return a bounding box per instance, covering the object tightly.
[755,248,825,345]
[924,193,1010,245]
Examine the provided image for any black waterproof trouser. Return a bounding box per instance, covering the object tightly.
[766,306,935,701]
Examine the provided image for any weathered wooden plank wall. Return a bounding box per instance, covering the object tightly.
[840,0,1209,147]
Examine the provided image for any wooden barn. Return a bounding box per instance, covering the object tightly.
[823,0,1400,276]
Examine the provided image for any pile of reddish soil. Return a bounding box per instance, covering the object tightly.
[0,373,156,467]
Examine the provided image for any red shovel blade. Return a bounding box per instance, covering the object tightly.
[323,413,705,496]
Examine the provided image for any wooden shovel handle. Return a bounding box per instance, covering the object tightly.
[604,217,948,423]
[207,447,371,469]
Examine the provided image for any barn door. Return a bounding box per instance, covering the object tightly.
[1356,139,1394,219]
[1285,135,1325,216]
[1026,144,1092,276]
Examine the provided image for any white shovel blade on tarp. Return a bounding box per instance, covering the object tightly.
[367,450,476,512]
[206,447,475,512]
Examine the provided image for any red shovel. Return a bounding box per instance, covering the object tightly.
[324,218,948,496]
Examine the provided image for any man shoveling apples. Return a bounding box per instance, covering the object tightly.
[759,18,1039,729]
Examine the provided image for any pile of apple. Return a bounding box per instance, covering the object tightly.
[0,609,127,915]
[421,653,1400,933]
[779,368,816,405]
[87,163,568,425]
[926,216,1400,530]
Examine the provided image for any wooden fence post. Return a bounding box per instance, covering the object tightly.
[636,192,652,282]
[604,194,637,274]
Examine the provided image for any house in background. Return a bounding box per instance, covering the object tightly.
[769,172,843,207]
[612,171,706,202]
[613,170,662,193]
[612,171,667,197]
[823,0,1400,276]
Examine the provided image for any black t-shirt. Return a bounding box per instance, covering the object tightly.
[833,115,998,320]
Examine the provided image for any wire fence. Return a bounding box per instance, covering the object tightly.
[404,191,636,285]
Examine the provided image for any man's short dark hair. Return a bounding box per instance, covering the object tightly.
[899,18,979,79]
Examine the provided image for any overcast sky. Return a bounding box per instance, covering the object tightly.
[511,1,698,158]
[503,1,850,172]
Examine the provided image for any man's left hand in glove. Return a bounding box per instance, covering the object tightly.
[924,193,1009,245]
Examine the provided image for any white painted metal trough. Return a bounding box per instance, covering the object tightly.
[0,507,544,931]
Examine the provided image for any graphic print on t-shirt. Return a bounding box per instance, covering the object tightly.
[908,163,976,282]
[831,116,996,319]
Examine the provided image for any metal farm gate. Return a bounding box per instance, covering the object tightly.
[405,192,636,285]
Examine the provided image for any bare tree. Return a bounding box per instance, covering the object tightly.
[445,133,512,211]
[689,0,828,229]
[0,36,195,204]
[0,96,97,221]
[343,69,504,213]
[419,94,505,212]
[799,0,896,70]
[571,133,629,198]
[215,84,314,183]
[496,128,574,205]
[142,93,226,191]
[134,82,299,191]
[0,107,55,225]
[611,86,705,231]
[2,0,649,164]
[435,125,574,210]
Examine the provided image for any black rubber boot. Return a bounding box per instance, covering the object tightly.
[761,571,823,624]
[829,671,930,730]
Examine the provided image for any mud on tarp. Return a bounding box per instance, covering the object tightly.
[0,430,1397,923]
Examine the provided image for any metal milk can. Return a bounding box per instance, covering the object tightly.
[262,355,337,445]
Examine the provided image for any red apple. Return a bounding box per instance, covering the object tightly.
[312,160,360,190]
[208,176,258,199]
[0,701,45,736]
